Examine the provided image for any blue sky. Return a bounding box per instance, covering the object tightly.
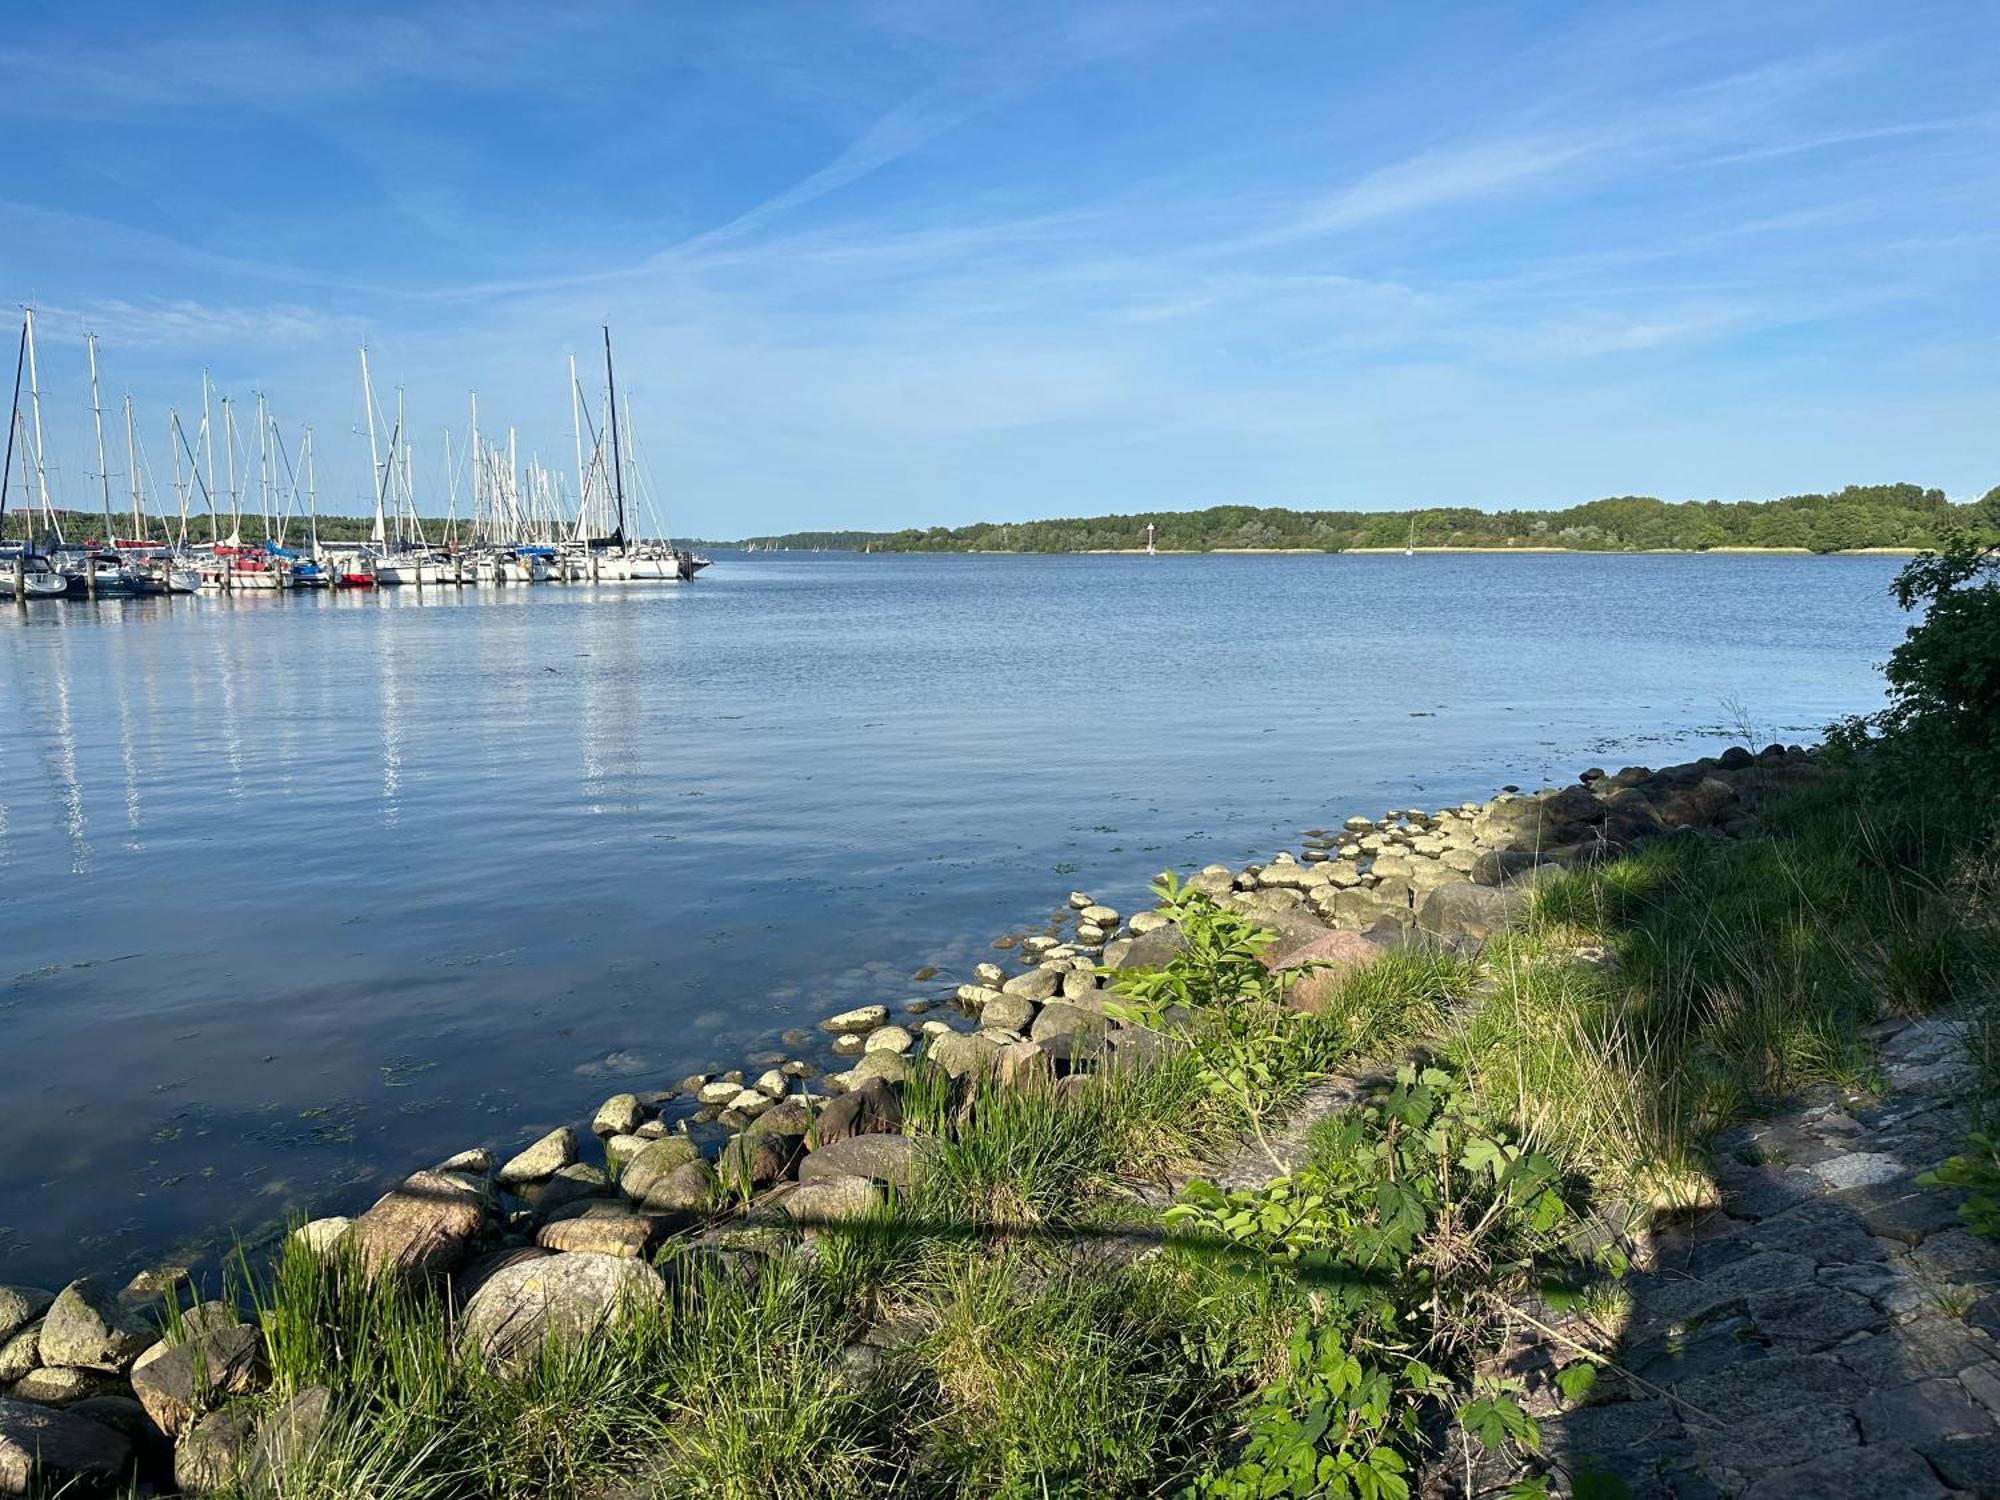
[3,0,1997,535]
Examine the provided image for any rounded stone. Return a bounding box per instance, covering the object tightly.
[459,1254,667,1368]
[496,1127,578,1188]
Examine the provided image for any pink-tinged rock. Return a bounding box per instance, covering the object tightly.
[349,1171,487,1284]
[1260,930,1385,1014]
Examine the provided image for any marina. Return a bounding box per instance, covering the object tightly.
[1,317,710,603]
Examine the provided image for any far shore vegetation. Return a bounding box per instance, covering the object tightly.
[10,481,1999,558]
[749,482,2000,555]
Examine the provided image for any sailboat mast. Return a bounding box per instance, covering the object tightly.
[222,397,241,542]
[468,394,481,546]
[360,347,386,547]
[0,319,23,533]
[256,391,271,543]
[200,373,217,543]
[304,426,319,554]
[25,310,58,540]
[602,326,627,547]
[123,394,143,542]
[168,411,191,550]
[87,333,116,545]
[568,353,588,541]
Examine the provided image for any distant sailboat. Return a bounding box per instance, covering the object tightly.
[1404,517,1416,557]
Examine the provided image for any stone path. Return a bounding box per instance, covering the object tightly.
[1494,1014,2000,1499]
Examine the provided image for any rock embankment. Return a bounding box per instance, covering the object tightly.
[0,745,1828,1495]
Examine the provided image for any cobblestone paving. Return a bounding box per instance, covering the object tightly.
[1491,1015,2000,1498]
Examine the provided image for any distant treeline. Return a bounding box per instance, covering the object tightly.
[16,483,1999,553]
[744,483,2000,555]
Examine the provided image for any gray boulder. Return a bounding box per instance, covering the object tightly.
[1001,968,1061,1001]
[7,1367,117,1406]
[246,1384,335,1490]
[799,1134,928,1192]
[1029,1002,1107,1045]
[925,1030,1001,1080]
[0,1292,51,1351]
[591,1094,644,1137]
[129,1323,266,1437]
[779,1175,884,1226]
[1104,924,1186,970]
[0,1396,130,1496]
[37,1280,154,1373]
[1416,882,1528,943]
[173,1406,253,1494]
[616,1138,701,1206]
[496,1126,578,1188]
[980,993,1037,1031]
[808,1077,901,1144]
[459,1253,666,1369]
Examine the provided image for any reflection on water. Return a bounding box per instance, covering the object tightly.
[0,553,1910,1283]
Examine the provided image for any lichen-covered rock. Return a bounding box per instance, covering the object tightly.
[591,1093,644,1137]
[781,1175,884,1225]
[0,1293,51,1352]
[617,1138,702,1207]
[534,1203,663,1259]
[0,1326,40,1384]
[496,1126,578,1187]
[173,1405,254,1494]
[349,1170,488,1283]
[37,1280,154,1373]
[7,1366,119,1407]
[0,1396,131,1495]
[459,1254,666,1368]
[799,1134,929,1192]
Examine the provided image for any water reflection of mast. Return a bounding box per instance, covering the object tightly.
[44,623,91,873]
[108,625,144,844]
[377,610,403,824]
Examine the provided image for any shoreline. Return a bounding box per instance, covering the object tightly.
[0,738,1838,1491]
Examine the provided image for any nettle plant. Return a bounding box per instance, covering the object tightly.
[1177,1068,1586,1499]
[1104,881,1599,1498]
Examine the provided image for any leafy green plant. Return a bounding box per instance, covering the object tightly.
[1174,1066,1580,1496]
[1920,1133,2000,1238]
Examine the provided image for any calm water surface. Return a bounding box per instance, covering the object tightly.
[0,552,1908,1283]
